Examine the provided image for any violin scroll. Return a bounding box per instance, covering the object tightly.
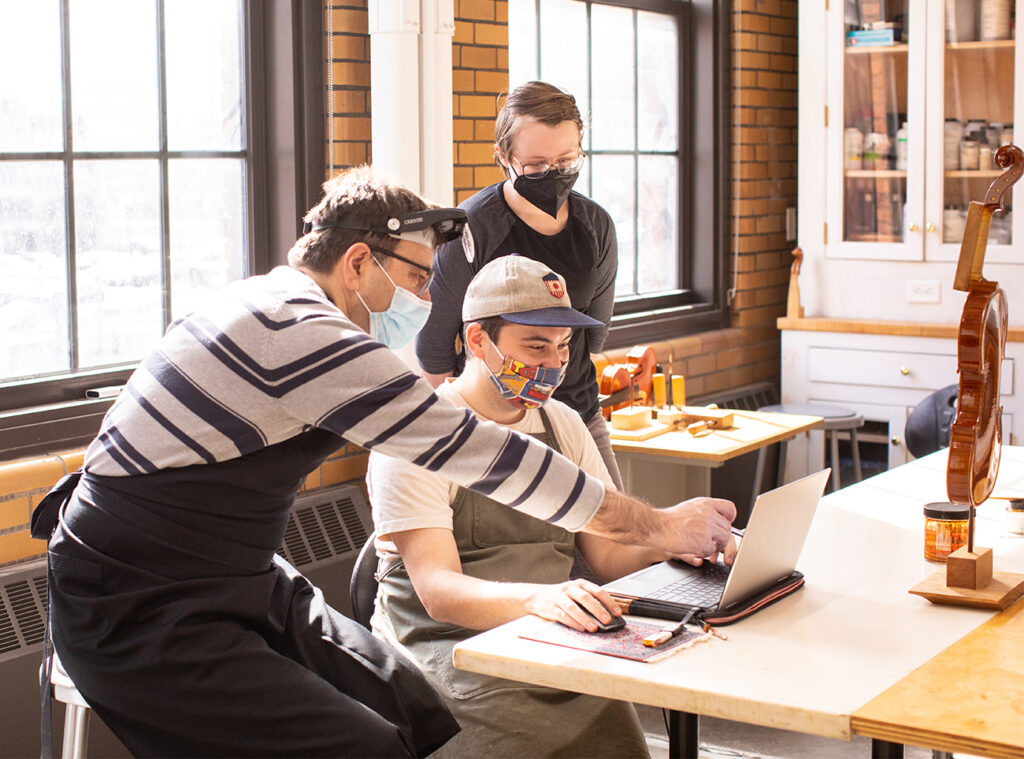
[985,144,1024,211]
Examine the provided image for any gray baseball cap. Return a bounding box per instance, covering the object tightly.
[462,255,602,328]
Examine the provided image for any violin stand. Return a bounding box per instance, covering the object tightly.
[909,547,1024,610]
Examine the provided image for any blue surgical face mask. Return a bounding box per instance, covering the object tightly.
[356,257,432,350]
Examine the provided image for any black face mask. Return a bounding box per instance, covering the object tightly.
[510,168,579,218]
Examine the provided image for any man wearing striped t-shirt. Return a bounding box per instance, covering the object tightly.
[36,166,735,757]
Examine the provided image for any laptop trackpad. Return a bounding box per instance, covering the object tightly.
[606,561,699,597]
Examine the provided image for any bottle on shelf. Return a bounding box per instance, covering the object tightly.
[945,0,978,42]
[988,122,1003,149]
[1001,123,1014,147]
[944,118,963,170]
[943,205,967,243]
[896,122,908,170]
[960,134,980,170]
[979,143,993,169]
[866,132,891,170]
[980,0,1012,41]
[844,127,864,169]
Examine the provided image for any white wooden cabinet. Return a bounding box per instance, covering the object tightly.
[811,0,1024,263]
[787,2,1024,483]
[780,325,1019,481]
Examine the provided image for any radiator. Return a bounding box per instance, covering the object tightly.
[0,482,372,756]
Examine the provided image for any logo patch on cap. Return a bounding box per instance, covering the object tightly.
[542,272,565,299]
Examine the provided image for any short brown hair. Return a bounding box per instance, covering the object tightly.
[493,81,584,173]
[287,164,438,274]
[463,316,508,355]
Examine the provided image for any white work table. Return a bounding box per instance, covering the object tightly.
[453,447,1024,754]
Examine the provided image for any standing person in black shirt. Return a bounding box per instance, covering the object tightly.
[416,81,622,488]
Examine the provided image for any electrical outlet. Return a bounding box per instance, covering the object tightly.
[907,279,941,303]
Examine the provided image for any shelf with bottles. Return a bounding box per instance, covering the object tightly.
[945,168,1009,178]
[845,43,909,57]
[845,169,907,179]
[946,39,1015,52]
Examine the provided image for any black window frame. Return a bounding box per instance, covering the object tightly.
[519,0,730,347]
[0,0,325,460]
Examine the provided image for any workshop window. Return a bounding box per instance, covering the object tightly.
[0,1,323,458]
[509,0,729,342]
[0,0,247,385]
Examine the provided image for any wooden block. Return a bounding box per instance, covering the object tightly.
[611,406,652,431]
[656,409,685,426]
[909,568,1024,610]
[946,546,994,590]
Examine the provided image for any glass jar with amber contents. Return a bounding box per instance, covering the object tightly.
[923,502,971,562]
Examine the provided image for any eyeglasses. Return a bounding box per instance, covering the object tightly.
[304,207,476,263]
[370,246,434,297]
[511,153,586,181]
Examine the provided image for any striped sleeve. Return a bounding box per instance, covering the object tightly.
[272,307,605,532]
[82,267,605,531]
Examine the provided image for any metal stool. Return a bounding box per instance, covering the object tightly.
[49,651,92,759]
[758,402,864,491]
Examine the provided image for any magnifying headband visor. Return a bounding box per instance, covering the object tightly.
[304,208,475,262]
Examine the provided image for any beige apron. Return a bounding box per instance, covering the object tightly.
[374,409,650,758]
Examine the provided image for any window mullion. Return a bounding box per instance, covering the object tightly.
[60,0,79,372]
[156,0,172,327]
[585,1,592,196]
[632,8,640,296]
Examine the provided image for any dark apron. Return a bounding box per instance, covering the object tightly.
[34,429,459,758]
[374,409,649,758]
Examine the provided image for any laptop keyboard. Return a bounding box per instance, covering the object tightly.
[646,561,732,607]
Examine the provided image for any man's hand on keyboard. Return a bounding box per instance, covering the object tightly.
[656,496,738,565]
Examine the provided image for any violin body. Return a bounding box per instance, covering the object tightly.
[946,144,1022,518]
[597,345,657,419]
[947,282,1007,506]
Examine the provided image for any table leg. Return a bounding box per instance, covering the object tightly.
[667,710,699,759]
[751,447,767,513]
[871,738,904,759]
[775,439,788,488]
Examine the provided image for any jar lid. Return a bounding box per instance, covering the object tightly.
[923,502,971,519]
[1010,499,1024,512]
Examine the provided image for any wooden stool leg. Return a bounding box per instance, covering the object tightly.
[829,431,841,491]
[849,427,862,482]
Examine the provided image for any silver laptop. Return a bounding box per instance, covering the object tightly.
[604,469,830,612]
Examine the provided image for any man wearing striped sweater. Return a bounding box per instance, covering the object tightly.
[38,165,735,757]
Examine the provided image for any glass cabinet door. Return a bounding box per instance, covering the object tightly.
[828,0,924,260]
[926,0,1018,261]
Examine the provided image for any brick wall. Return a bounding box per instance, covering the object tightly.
[324,0,508,190]
[602,1,797,401]
[326,0,372,175]
[711,0,798,398]
[452,0,508,202]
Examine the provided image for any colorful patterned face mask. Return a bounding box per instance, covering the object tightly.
[485,341,566,409]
